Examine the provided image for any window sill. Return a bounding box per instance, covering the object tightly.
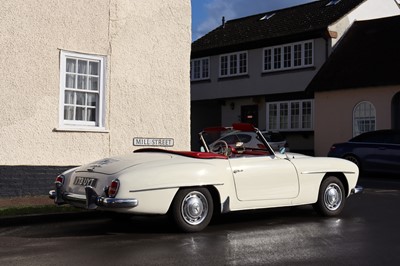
[53,127,110,133]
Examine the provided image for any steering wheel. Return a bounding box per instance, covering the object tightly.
[210,140,230,156]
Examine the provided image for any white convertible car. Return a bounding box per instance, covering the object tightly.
[49,123,362,232]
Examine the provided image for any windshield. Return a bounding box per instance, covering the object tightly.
[199,124,274,157]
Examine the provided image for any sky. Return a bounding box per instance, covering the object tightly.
[191,0,317,41]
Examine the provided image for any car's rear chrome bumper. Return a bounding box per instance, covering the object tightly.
[49,182,138,209]
[351,185,363,195]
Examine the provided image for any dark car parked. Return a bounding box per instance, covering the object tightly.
[328,130,400,175]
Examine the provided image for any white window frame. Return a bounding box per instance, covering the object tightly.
[190,57,210,81]
[267,100,314,131]
[353,101,376,137]
[219,51,248,78]
[59,50,106,131]
[263,40,314,73]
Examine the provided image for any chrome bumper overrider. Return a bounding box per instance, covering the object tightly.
[49,182,138,210]
[351,185,363,195]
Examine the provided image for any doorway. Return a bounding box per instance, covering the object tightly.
[241,105,258,127]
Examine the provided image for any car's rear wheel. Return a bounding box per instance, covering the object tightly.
[313,176,346,216]
[171,187,213,233]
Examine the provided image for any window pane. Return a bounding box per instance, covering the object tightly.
[294,44,302,66]
[284,46,291,68]
[64,91,74,104]
[280,103,288,129]
[353,101,376,136]
[77,75,87,90]
[76,92,85,105]
[239,53,247,73]
[291,102,300,129]
[76,107,85,121]
[78,60,87,74]
[268,104,278,130]
[65,74,76,88]
[230,54,237,75]
[87,93,97,106]
[274,47,281,69]
[264,49,272,70]
[220,56,228,76]
[89,61,99,75]
[302,101,312,129]
[66,59,76,72]
[87,108,96,121]
[304,42,313,65]
[193,60,201,79]
[64,106,74,120]
[202,59,209,78]
[89,77,98,90]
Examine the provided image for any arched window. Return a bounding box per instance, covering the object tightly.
[353,101,376,137]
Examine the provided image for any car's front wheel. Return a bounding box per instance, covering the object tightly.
[313,176,346,216]
[171,187,213,233]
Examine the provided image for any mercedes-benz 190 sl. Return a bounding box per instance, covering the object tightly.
[49,123,362,232]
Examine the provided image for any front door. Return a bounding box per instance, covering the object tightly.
[241,105,258,127]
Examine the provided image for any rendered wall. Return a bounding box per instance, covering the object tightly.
[0,0,191,166]
[314,86,400,156]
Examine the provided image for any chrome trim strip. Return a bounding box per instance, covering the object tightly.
[129,183,224,193]
[301,170,356,175]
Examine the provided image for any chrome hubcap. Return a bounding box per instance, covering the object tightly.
[181,191,208,225]
[324,183,342,211]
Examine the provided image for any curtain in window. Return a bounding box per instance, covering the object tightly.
[353,101,376,137]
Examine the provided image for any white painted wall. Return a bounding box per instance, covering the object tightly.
[329,0,400,45]
[0,0,191,165]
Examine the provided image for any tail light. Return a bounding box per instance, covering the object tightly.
[108,179,120,198]
[55,175,65,185]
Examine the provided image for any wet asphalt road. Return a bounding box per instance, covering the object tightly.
[0,176,399,266]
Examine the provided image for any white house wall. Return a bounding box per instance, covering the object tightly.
[0,0,191,166]
[329,0,400,46]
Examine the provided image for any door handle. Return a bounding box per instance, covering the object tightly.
[233,169,243,174]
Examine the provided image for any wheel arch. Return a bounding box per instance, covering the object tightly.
[167,185,222,214]
[342,153,362,169]
[323,172,349,197]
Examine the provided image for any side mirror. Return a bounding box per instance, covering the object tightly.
[279,147,286,154]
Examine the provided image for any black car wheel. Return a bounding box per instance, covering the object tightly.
[313,176,346,216]
[171,187,213,233]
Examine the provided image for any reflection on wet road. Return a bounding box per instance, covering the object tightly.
[0,178,399,265]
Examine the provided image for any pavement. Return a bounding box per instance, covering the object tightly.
[0,195,53,208]
[0,195,103,226]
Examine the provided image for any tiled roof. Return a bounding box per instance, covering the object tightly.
[307,15,400,92]
[192,0,365,57]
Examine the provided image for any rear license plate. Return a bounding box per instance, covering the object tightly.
[73,177,98,187]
